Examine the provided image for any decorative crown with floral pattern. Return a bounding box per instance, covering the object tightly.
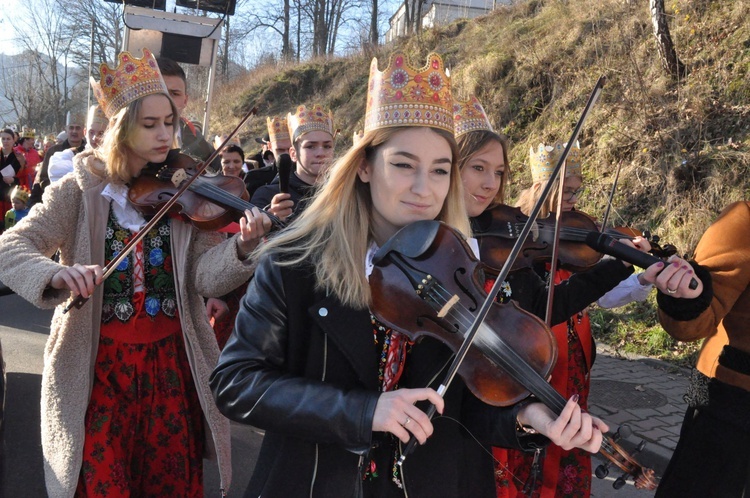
[364,52,453,134]
[10,185,30,204]
[529,141,582,183]
[287,104,334,142]
[90,48,169,118]
[453,95,493,138]
[87,105,108,128]
[20,127,36,139]
[266,115,290,144]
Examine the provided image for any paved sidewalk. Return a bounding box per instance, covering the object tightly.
[587,345,690,496]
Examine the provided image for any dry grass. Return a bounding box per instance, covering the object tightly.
[203,0,750,360]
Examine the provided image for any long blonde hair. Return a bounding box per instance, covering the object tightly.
[256,126,470,309]
[91,94,177,184]
[456,129,511,209]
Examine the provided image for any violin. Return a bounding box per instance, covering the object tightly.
[129,150,286,231]
[473,204,676,272]
[62,106,260,314]
[370,220,657,490]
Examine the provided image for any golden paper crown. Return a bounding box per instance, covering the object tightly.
[453,95,493,138]
[287,104,334,142]
[529,141,582,183]
[87,105,108,128]
[66,110,86,127]
[20,127,36,139]
[44,133,57,144]
[90,48,169,118]
[10,185,30,203]
[364,52,453,135]
[267,115,289,144]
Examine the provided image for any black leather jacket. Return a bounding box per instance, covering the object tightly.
[211,253,547,498]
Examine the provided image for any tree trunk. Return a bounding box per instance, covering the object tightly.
[650,0,687,79]
[222,16,230,81]
[370,0,378,46]
[416,0,424,34]
[283,0,292,61]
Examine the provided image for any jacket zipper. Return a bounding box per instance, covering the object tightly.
[309,333,329,497]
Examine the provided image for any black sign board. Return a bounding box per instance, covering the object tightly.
[175,0,236,15]
[103,0,166,10]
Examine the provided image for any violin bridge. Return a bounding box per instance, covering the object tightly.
[437,295,459,318]
[531,222,539,242]
[170,168,188,187]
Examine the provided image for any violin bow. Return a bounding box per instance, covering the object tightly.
[62,106,258,314]
[398,76,607,464]
[599,161,623,234]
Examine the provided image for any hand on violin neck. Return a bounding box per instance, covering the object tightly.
[237,207,272,258]
[372,388,444,445]
[517,397,608,453]
[614,236,650,267]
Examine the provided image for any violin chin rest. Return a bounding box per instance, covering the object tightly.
[373,220,442,265]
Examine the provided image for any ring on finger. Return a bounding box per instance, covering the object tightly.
[403,416,411,426]
[666,287,677,294]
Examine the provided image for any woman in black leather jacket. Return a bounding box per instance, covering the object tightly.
[210,53,608,498]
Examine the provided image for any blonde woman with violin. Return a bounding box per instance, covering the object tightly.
[210,53,608,498]
[0,49,271,497]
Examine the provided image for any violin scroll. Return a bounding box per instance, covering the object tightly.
[596,425,658,490]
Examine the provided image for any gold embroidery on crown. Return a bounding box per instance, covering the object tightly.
[529,141,582,183]
[267,115,290,143]
[364,52,453,134]
[287,104,334,142]
[453,95,493,138]
[90,48,169,118]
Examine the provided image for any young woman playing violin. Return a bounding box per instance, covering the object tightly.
[453,98,662,497]
[496,142,665,497]
[0,49,271,497]
[210,53,608,498]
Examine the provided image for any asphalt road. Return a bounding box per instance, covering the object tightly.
[0,294,260,497]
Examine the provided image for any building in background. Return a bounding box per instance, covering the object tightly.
[386,0,510,43]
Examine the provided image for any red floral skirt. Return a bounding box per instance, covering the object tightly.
[75,310,205,497]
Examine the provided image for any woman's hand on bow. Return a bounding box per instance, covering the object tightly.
[50,263,104,298]
[373,388,444,445]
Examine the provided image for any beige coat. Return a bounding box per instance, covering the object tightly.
[0,150,255,497]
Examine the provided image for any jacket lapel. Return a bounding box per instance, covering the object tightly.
[311,295,380,391]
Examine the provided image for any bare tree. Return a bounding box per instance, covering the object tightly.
[650,0,687,79]
[62,0,123,70]
[403,0,426,35]
[5,0,84,130]
[370,0,379,46]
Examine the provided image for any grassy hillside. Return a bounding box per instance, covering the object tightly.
[200,0,750,365]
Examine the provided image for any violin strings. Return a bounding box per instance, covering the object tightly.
[416,280,637,483]
[508,223,638,242]
[189,177,286,228]
[423,282,567,413]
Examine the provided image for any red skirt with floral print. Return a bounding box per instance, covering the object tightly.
[75,308,205,497]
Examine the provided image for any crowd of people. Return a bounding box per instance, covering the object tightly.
[0,45,745,498]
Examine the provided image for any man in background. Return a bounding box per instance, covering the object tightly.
[156,57,221,174]
[29,110,86,206]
